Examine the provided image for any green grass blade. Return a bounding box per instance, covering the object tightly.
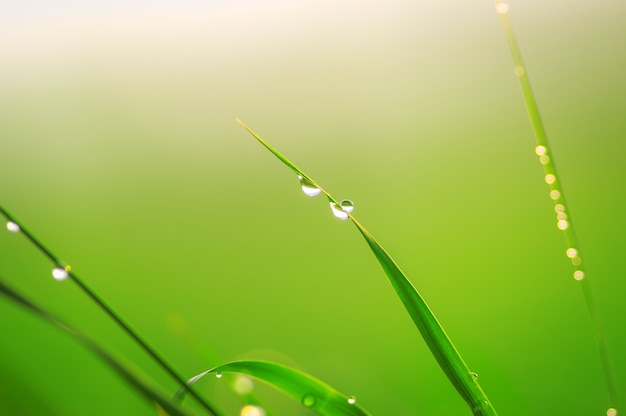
[494,2,620,413]
[237,120,497,415]
[0,277,201,416]
[175,360,369,416]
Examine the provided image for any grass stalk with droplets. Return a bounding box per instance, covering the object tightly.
[494,1,620,413]
[237,119,497,416]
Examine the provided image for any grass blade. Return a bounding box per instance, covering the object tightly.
[175,360,369,416]
[237,120,497,415]
[0,277,201,416]
[494,2,620,413]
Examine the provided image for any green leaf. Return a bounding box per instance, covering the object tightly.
[237,120,497,416]
[0,277,198,416]
[175,360,370,416]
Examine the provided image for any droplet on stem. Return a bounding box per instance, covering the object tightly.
[496,2,509,14]
[573,270,585,281]
[607,407,617,416]
[52,267,69,281]
[347,396,356,405]
[330,199,355,220]
[6,221,20,233]
[566,248,577,258]
[471,372,479,379]
[298,175,321,197]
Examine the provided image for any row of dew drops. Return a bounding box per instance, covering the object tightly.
[214,372,357,415]
[299,175,355,220]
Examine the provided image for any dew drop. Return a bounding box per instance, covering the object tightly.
[215,372,223,379]
[571,256,582,266]
[573,270,585,281]
[6,221,20,233]
[330,200,353,220]
[52,267,69,281]
[557,220,569,230]
[607,407,617,416]
[340,199,354,213]
[298,175,321,197]
[566,248,577,258]
[539,155,550,165]
[471,372,479,380]
[535,145,547,156]
[347,396,356,405]
[301,393,316,408]
[557,212,567,221]
[554,204,565,213]
[514,66,525,77]
[240,405,265,416]
[496,2,509,14]
[545,174,556,184]
[550,190,561,200]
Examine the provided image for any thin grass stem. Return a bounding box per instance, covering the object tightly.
[494,2,620,413]
[0,205,220,416]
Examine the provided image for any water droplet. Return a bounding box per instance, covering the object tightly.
[539,155,550,165]
[240,405,265,416]
[557,212,567,221]
[571,256,582,266]
[566,248,578,258]
[52,267,69,281]
[234,374,254,394]
[6,221,20,233]
[607,407,617,416]
[496,2,509,14]
[557,220,569,230]
[550,190,561,200]
[573,270,585,281]
[554,204,565,213]
[514,66,525,77]
[298,175,321,197]
[215,372,223,379]
[545,174,556,184]
[340,199,354,213]
[535,145,547,156]
[301,393,316,408]
[330,200,353,220]
[347,396,356,405]
[471,372,479,379]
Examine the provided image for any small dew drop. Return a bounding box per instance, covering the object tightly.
[347,396,356,405]
[607,407,617,416]
[301,393,316,408]
[340,199,354,213]
[545,174,556,184]
[330,202,349,220]
[240,405,265,416]
[539,155,550,165]
[496,2,509,14]
[566,248,577,258]
[571,256,582,266]
[557,212,567,221]
[215,372,223,379]
[6,221,20,233]
[471,372,479,380]
[550,190,561,200]
[557,220,569,230]
[52,267,69,281]
[554,204,565,213]
[574,270,585,281]
[535,145,547,156]
[298,175,321,197]
[514,66,525,77]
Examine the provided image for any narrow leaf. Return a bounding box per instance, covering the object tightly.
[176,360,369,416]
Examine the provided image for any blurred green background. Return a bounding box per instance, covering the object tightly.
[1,1,625,414]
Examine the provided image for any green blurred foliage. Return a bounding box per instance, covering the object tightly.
[1,1,625,415]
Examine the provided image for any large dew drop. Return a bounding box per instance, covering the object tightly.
[330,199,354,220]
[52,267,69,281]
[298,175,321,197]
[6,221,20,233]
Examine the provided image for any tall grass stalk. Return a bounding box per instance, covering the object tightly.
[494,2,620,413]
[237,119,497,416]
[0,205,219,416]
